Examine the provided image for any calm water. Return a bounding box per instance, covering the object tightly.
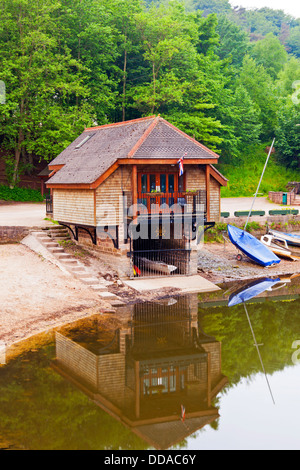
[1,275,300,450]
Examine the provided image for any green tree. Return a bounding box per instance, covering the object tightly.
[250,33,288,79]
[275,102,300,169]
[236,55,279,139]
[276,56,300,98]
[215,16,250,68]
[286,26,300,58]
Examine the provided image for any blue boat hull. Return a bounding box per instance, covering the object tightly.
[227,225,281,267]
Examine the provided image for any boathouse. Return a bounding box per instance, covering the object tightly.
[46,115,227,278]
[52,295,228,449]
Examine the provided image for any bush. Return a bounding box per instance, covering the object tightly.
[0,185,44,202]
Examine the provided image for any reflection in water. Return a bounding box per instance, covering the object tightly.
[228,277,282,406]
[1,274,300,449]
[243,303,275,405]
[52,295,228,450]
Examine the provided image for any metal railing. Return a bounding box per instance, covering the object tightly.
[136,190,206,215]
[46,195,53,214]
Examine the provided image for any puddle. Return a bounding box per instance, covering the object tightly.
[1,276,300,450]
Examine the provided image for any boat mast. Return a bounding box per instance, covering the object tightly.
[244,138,275,232]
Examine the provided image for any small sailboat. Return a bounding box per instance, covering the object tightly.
[268,229,300,248]
[227,139,281,268]
[228,225,281,267]
[260,234,297,261]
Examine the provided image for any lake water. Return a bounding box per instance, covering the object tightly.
[1,275,300,451]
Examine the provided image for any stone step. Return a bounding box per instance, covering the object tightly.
[50,232,70,237]
[48,225,66,230]
[80,277,101,286]
[48,247,65,254]
[59,259,79,265]
[90,285,109,292]
[98,291,119,300]
[68,266,86,273]
[110,298,126,307]
[43,242,60,248]
[51,237,71,242]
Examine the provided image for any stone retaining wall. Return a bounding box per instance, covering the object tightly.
[0,226,30,244]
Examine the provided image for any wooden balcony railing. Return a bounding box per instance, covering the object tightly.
[136,190,206,216]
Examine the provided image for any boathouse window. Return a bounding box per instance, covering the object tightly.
[139,173,183,194]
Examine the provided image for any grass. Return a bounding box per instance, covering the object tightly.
[219,144,300,198]
[0,184,44,202]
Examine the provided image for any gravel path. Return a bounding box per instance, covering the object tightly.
[0,244,106,347]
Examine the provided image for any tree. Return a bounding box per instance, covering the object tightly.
[250,33,288,79]
[130,2,198,114]
[215,15,250,68]
[276,56,300,98]
[275,102,300,169]
[236,55,279,139]
[286,26,300,58]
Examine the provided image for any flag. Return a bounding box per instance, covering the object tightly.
[181,404,186,422]
[178,153,187,176]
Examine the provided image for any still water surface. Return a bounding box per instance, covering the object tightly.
[1,276,300,450]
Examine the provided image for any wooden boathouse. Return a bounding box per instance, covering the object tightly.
[46,115,227,278]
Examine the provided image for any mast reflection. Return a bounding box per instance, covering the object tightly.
[52,295,228,450]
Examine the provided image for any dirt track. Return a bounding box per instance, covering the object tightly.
[0,244,107,347]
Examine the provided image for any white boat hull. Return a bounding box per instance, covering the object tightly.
[139,257,178,275]
[268,229,300,247]
[260,235,297,260]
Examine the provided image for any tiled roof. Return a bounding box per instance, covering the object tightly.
[47,116,219,185]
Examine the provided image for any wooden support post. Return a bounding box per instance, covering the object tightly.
[207,352,211,408]
[132,165,138,222]
[206,165,211,221]
[135,361,140,419]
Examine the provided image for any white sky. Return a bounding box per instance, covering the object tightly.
[229,0,300,19]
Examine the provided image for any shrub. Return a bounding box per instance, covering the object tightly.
[0,185,44,202]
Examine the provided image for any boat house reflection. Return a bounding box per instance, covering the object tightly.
[52,295,228,449]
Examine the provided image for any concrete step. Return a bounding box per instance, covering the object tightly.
[43,242,60,248]
[73,271,94,279]
[110,298,126,307]
[98,291,119,300]
[59,259,79,265]
[48,247,65,254]
[80,277,102,286]
[68,266,87,273]
[90,285,109,292]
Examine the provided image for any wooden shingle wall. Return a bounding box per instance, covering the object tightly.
[210,177,221,222]
[96,166,132,227]
[53,189,95,225]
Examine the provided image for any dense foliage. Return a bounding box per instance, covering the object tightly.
[0,185,44,202]
[0,0,299,190]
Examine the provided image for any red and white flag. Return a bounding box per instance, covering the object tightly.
[181,404,186,422]
[178,153,187,176]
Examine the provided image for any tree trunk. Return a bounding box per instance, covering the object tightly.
[122,40,127,122]
[151,62,156,114]
[11,97,25,188]
[11,127,24,188]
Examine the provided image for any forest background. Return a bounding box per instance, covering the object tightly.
[0,0,300,198]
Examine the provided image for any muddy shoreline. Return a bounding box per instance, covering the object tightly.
[2,236,300,349]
